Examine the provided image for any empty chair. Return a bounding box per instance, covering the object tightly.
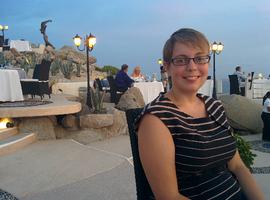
[0,36,3,47]
[21,59,52,99]
[107,76,123,104]
[3,38,10,50]
[228,74,240,95]
[95,78,110,92]
[249,71,255,90]
[126,108,154,200]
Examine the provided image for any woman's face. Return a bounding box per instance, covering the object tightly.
[134,68,141,75]
[165,42,209,94]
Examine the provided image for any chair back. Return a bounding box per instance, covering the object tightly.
[228,74,240,95]
[126,108,154,200]
[107,75,121,104]
[0,36,4,47]
[32,64,41,79]
[4,39,9,46]
[39,59,51,81]
[249,71,255,90]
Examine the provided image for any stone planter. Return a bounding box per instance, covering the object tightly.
[80,113,114,129]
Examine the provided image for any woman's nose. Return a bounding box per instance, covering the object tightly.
[186,59,197,70]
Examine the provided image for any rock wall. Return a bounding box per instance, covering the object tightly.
[219,94,263,134]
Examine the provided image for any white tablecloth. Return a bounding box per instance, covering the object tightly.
[0,69,24,101]
[5,66,27,79]
[134,82,164,104]
[252,79,270,98]
[198,80,213,96]
[10,40,32,52]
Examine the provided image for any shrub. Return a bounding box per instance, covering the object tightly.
[59,60,73,79]
[102,65,119,75]
[0,52,4,65]
[90,86,106,114]
[233,133,256,170]
[50,59,61,76]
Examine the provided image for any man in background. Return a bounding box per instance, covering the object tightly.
[233,65,246,96]
[115,64,134,92]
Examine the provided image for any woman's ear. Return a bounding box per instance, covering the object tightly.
[163,62,170,75]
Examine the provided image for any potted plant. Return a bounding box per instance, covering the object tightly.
[233,133,256,170]
[90,86,106,114]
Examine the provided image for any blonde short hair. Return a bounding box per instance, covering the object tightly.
[163,28,210,63]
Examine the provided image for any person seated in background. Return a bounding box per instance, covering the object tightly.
[233,65,246,96]
[262,91,270,141]
[160,65,169,92]
[115,64,134,92]
[130,66,145,82]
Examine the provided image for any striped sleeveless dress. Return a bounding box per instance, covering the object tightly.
[137,93,246,200]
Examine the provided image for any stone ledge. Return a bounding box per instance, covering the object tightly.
[0,94,81,118]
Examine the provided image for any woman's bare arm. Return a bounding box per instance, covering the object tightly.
[138,114,189,200]
[228,150,264,200]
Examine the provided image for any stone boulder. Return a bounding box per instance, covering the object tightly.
[18,116,57,140]
[219,94,263,134]
[62,114,79,130]
[116,87,145,111]
[80,113,114,128]
[79,107,128,140]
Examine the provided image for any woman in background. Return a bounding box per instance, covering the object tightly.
[131,66,145,82]
[262,91,270,141]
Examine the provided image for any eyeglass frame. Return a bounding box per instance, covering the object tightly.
[170,55,211,66]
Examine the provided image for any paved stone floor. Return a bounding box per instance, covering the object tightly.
[0,134,269,200]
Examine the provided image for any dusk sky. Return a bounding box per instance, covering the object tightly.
[1,0,270,79]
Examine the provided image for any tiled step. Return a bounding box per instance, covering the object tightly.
[0,127,18,141]
[0,132,37,156]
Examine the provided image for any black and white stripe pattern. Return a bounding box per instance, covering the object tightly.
[137,93,244,200]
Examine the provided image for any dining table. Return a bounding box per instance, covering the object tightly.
[134,81,164,104]
[252,79,270,98]
[0,69,24,102]
[198,79,213,96]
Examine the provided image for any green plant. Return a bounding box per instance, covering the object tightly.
[20,53,37,73]
[233,133,256,170]
[76,63,81,77]
[102,65,119,75]
[90,86,106,114]
[60,60,73,79]
[0,52,4,65]
[50,59,61,76]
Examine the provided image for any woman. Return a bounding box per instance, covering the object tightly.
[137,28,264,199]
[262,91,270,141]
[131,66,145,82]
[160,65,169,92]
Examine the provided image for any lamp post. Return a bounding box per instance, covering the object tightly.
[73,33,96,110]
[210,41,224,99]
[0,25,8,39]
[158,58,163,67]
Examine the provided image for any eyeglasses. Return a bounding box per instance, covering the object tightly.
[171,55,211,66]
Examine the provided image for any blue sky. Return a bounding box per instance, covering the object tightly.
[1,0,270,79]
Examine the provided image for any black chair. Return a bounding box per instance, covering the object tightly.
[21,59,52,99]
[107,76,123,104]
[249,71,255,90]
[0,36,4,47]
[126,108,154,200]
[3,38,10,51]
[228,74,240,95]
[95,78,110,92]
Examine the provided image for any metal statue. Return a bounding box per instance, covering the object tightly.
[40,20,55,49]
